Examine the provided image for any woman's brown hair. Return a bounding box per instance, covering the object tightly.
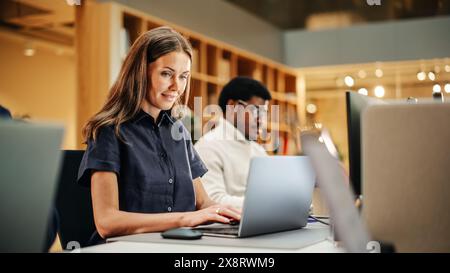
[82,26,193,143]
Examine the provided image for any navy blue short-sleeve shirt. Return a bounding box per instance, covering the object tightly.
[77,110,208,214]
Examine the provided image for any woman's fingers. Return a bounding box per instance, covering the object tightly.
[223,205,242,219]
[215,207,241,221]
[189,205,243,226]
[224,205,242,215]
[212,213,232,224]
[197,209,231,225]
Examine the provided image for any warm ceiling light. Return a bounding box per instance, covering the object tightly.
[444,83,450,93]
[434,65,441,73]
[358,70,367,79]
[433,84,441,93]
[417,71,426,81]
[344,76,354,87]
[375,68,383,78]
[428,71,436,81]
[306,103,317,114]
[24,41,35,57]
[358,88,368,96]
[374,86,385,98]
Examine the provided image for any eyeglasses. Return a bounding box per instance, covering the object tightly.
[237,100,269,116]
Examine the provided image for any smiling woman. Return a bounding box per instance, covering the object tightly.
[82,26,193,142]
[77,26,241,245]
[144,51,191,118]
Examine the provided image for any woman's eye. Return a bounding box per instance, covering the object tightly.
[180,74,189,80]
[161,71,172,77]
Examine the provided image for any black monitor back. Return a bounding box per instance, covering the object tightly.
[55,150,95,249]
[346,91,371,197]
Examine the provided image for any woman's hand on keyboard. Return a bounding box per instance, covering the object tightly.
[180,204,241,227]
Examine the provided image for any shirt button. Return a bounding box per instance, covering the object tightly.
[160,152,166,158]
[167,206,172,212]
[168,178,173,184]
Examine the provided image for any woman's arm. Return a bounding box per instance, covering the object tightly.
[91,171,184,238]
[192,177,241,216]
[193,177,217,209]
[91,172,240,239]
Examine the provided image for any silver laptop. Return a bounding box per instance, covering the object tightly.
[194,156,315,238]
[0,120,64,252]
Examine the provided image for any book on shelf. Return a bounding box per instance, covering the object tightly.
[277,132,286,155]
[284,93,298,104]
[278,104,287,124]
[218,58,231,82]
[207,91,217,105]
[252,68,262,82]
[192,48,200,73]
[286,135,299,155]
[286,104,299,127]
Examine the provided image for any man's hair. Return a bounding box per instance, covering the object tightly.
[218,76,272,113]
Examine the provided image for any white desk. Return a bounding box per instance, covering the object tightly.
[77,223,344,253]
[78,238,343,253]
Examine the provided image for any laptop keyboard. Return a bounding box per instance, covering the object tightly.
[194,226,239,236]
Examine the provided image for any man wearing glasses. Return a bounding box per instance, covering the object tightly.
[194,76,272,208]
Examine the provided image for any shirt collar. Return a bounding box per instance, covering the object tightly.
[133,109,175,127]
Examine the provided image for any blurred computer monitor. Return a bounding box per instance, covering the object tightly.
[345,91,385,198]
[0,120,64,252]
[362,102,450,252]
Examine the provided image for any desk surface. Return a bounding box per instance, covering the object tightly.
[78,223,344,253]
[79,239,342,253]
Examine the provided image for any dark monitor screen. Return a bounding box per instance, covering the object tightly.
[345,91,383,198]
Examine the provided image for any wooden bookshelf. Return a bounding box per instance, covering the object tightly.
[75,1,305,155]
